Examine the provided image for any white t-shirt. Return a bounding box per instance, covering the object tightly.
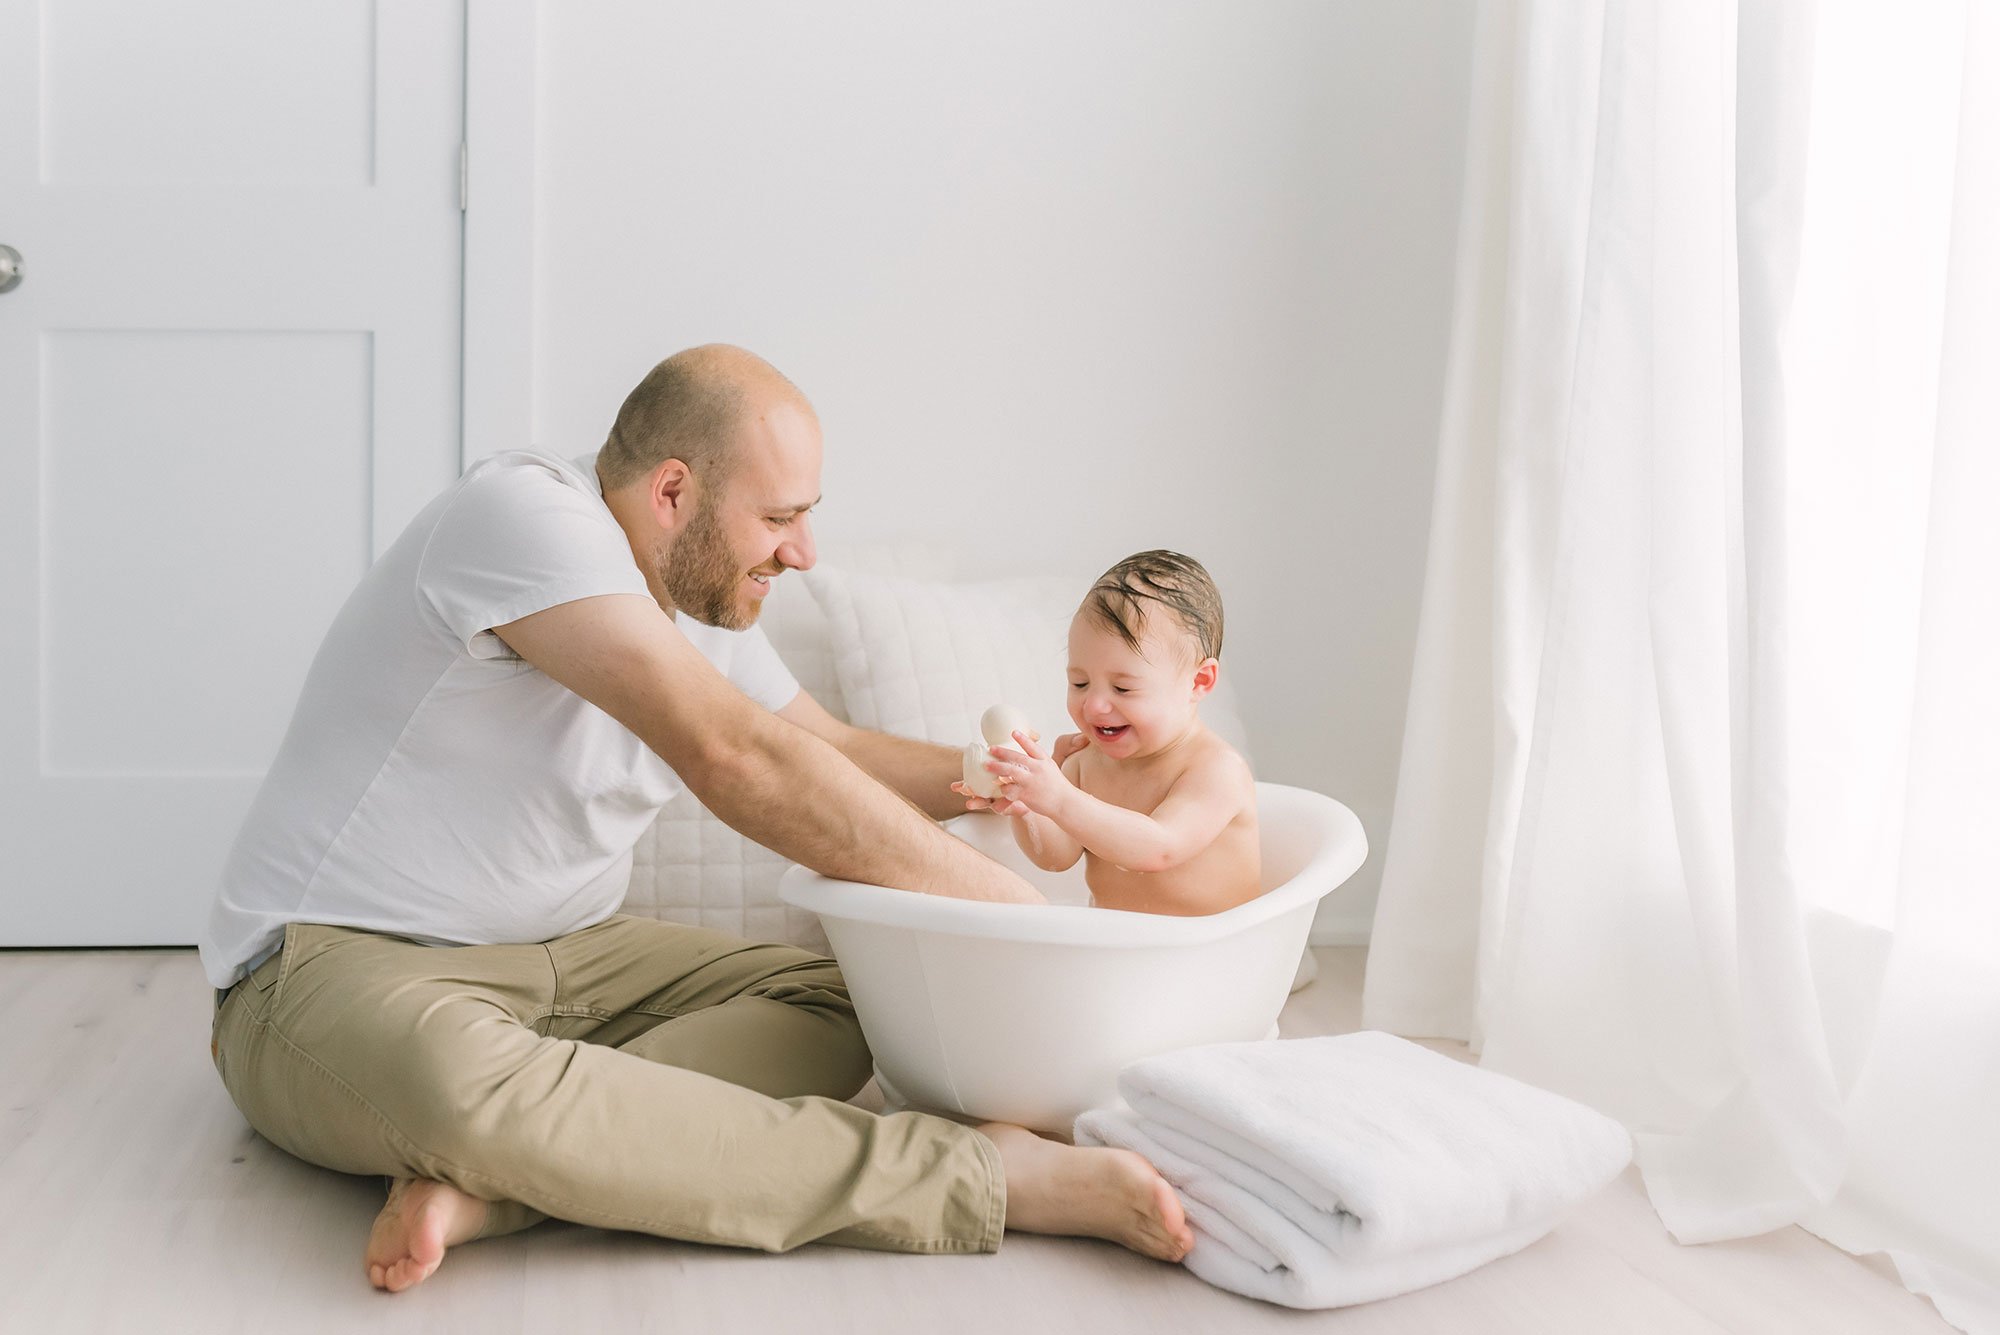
[197,450,798,988]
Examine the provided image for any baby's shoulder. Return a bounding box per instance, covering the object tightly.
[1180,729,1255,796]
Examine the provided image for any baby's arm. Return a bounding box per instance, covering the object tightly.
[1009,806,1084,872]
[949,748,1084,871]
[1036,749,1249,875]
[1006,752,1087,871]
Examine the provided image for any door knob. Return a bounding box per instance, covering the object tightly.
[0,245,20,294]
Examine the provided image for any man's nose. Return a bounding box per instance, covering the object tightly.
[779,514,817,572]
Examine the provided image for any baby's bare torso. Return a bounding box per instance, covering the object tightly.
[1070,729,1261,916]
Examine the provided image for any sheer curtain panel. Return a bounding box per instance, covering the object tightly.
[1362,2,1999,1329]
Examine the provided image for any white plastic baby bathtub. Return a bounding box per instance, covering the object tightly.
[778,783,1367,1135]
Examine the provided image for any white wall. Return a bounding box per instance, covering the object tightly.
[526,0,1475,938]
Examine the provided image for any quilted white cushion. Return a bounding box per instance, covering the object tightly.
[806,567,1080,747]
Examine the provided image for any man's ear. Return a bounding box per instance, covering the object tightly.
[647,459,694,529]
[1191,657,1219,702]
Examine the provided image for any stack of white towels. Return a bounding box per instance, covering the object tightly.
[1074,1030,1633,1309]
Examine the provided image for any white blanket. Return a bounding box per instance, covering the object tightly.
[1073,1031,1632,1309]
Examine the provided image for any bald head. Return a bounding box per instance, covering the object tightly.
[597,344,814,493]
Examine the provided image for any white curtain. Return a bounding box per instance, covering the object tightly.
[1362,1,1999,1330]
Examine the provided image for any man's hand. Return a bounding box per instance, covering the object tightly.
[950,783,1031,819]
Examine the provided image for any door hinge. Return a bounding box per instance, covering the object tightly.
[458,142,468,212]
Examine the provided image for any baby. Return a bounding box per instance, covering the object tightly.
[952,550,1261,915]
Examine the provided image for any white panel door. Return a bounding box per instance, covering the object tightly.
[0,1,465,943]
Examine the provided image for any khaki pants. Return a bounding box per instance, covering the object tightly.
[209,916,1004,1253]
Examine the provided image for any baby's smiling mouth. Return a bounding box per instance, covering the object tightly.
[1093,725,1130,740]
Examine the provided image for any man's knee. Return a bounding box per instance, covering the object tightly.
[747,948,851,1003]
[746,961,873,1100]
[386,1039,580,1172]
[753,964,863,1047]
[809,999,874,1100]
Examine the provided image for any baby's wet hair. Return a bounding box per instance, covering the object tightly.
[1083,550,1224,664]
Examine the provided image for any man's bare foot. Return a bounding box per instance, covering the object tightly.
[978,1122,1193,1262]
[364,1176,490,1293]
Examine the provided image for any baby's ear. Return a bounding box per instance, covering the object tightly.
[1190,657,1219,701]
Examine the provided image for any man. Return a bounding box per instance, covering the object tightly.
[200,345,1190,1293]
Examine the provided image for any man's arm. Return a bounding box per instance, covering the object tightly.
[776,690,964,821]
[494,594,1043,903]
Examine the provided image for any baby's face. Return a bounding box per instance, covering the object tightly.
[1065,611,1210,761]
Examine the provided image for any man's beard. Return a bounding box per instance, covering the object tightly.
[660,496,762,630]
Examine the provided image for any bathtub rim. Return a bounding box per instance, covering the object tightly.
[778,782,1367,949]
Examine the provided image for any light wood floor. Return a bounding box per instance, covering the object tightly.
[0,946,1951,1334]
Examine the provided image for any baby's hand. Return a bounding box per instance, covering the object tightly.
[980,731,1073,820]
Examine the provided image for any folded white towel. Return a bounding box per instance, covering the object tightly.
[1073,1031,1632,1309]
